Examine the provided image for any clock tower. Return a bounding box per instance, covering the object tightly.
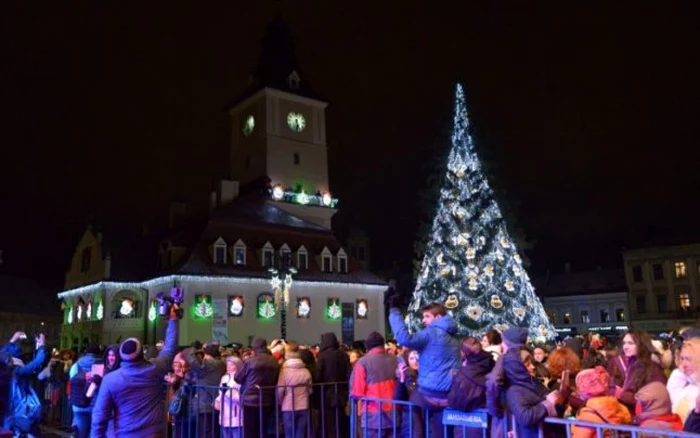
[228,16,336,228]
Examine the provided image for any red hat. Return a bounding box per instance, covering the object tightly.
[575,366,610,398]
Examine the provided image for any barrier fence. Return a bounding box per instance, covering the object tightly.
[32,379,700,438]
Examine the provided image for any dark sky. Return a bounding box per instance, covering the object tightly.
[2,2,699,287]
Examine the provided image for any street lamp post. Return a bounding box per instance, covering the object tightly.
[269,266,297,340]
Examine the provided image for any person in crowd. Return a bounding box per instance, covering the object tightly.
[546,347,581,390]
[633,381,683,433]
[385,340,398,356]
[103,345,120,375]
[395,349,419,438]
[316,332,351,438]
[678,338,700,432]
[91,303,180,437]
[502,328,561,438]
[215,355,243,438]
[234,337,280,438]
[571,366,631,438]
[1,333,47,437]
[351,332,398,438]
[520,348,538,378]
[481,330,503,362]
[389,301,460,438]
[670,338,700,423]
[531,346,551,384]
[448,337,493,412]
[69,343,102,438]
[349,349,363,369]
[277,342,313,438]
[533,345,548,366]
[185,340,226,437]
[608,330,667,414]
[166,352,191,438]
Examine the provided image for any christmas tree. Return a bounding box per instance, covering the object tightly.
[406,84,556,341]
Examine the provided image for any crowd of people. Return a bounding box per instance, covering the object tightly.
[4,300,700,437]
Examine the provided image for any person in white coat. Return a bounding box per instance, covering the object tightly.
[215,356,243,438]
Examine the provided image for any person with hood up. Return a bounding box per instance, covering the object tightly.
[634,381,683,433]
[277,342,312,438]
[316,332,351,438]
[69,342,103,438]
[91,303,180,437]
[234,337,280,438]
[214,355,243,438]
[571,366,631,438]
[389,301,460,438]
[502,327,561,438]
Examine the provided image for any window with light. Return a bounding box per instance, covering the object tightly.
[679,293,691,310]
[563,312,572,324]
[675,261,687,279]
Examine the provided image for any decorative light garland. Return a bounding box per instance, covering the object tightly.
[193,295,214,319]
[269,184,338,208]
[58,275,386,299]
[148,301,157,322]
[327,298,341,320]
[96,302,104,320]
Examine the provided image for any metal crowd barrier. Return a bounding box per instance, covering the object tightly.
[540,416,697,438]
[171,381,349,438]
[349,396,504,438]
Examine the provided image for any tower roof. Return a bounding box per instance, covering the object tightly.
[231,14,326,107]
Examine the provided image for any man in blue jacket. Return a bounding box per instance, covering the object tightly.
[91,304,180,437]
[389,301,460,437]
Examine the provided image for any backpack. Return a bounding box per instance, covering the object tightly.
[70,359,102,408]
[9,376,42,433]
[447,367,487,412]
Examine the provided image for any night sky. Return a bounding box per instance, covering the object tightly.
[2,2,699,288]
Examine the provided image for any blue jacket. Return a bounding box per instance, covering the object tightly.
[90,320,178,437]
[389,308,460,396]
[1,346,47,431]
[69,353,102,412]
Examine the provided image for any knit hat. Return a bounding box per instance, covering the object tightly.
[366,331,385,350]
[251,337,267,351]
[575,366,610,398]
[119,337,143,362]
[502,327,528,348]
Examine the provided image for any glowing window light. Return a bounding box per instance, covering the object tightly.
[297,297,311,318]
[272,185,284,201]
[356,299,369,319]
[229,296,244,317]
[296,191,310,205]
[327,298,341,320]
[258,293,276,319]
[86,303,92,320]
[148,301,157,322]
[193,295,214,320]
[322,192,332,207]
[96,302,104,320]
[119,299,135,317]
[67,308,73,324]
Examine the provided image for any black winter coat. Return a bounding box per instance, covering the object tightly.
[316,333,351,408]
[448,350,494,411]
[234,349,280,407]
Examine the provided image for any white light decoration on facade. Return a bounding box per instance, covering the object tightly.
[272,185,285,201]
[322,192,332,207]
[148,302,157,322]
[96,302,104,320]
[77,305,83,321]
[57,275,386,299]
[67,308,73,324]
[296,191,310,205]
[86,303,92,320]
[120,299,135,317]
[229,296,244,316]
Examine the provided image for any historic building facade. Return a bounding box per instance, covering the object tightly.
[58,17,386,350]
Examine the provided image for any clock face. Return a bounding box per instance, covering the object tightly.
[286,112,306,132]
[242,115,255,136]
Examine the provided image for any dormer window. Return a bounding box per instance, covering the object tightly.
[337,248,348,273]
[280,243,291,269]
[233,239,246,266]
[297,245,308,270]
[213,237,227,265]
[321,246,333,272]
[262,242,274,268]
[288,70,301,89]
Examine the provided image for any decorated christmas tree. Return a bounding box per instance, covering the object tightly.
[406,84,555,341]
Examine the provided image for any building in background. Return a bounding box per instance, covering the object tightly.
[58,16,385,350]
[623,243,700,333]
[538,268,629,339]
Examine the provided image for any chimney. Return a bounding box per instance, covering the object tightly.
[564,262,571,273]
[169,201,187,229]
[219,180,239,206]
[209,191,217,213]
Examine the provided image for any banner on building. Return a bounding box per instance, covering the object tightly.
[212,298,228,344]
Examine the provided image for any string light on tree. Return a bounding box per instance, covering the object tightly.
[406,83,555,341]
